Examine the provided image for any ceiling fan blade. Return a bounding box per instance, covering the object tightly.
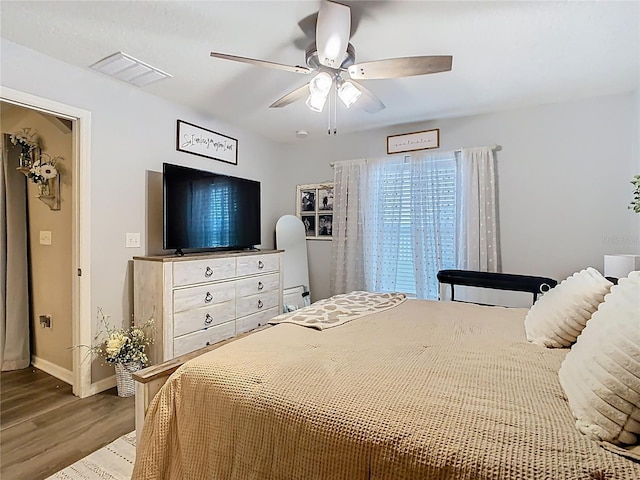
[210,52,312,75]
[316,1,351,68]
[269,84,310,108]
[295,2,363,49]
[351,80,385,114]
[348,55,453,80]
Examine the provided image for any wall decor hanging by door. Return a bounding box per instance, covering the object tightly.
[11,127,62,211]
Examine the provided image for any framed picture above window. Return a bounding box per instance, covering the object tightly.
[296,182,333,240]
[387,128,439,154]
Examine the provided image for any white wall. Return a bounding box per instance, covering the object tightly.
[278,92,640,303]
[1,39,284,382]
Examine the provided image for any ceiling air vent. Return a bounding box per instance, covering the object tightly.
[90,52,171,87]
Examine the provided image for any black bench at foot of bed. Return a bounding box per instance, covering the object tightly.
[437,270,558,304]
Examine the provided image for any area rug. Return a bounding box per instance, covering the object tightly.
[46,431,135,480]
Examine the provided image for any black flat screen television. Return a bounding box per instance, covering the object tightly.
[163,163,261,254]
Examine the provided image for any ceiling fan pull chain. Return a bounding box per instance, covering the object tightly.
[333,86,338,135]
[327,88,331,135]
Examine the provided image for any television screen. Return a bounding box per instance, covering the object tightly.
[163,163,261,253]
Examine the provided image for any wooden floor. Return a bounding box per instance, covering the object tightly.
[1,367,135,480]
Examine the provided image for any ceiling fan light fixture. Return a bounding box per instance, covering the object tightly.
[305,92,329,112]
[309,72,333,96]
[337,80,362,108]
[208,1,451,125]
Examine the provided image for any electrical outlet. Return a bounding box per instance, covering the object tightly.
[126,232,141,248]
[39,315,52,329]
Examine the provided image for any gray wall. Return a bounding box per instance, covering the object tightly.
[1,39,284,382]
[2,38,638,371]
[278,92,640,303]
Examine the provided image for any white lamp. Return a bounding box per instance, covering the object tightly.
[604,254,640,279]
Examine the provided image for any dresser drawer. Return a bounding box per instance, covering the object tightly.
[236,254,279,277]
[236,307,278,335]
[173,320,236,357]
[236,290,280,318]
[236,273,280,298]
[173,300,236,337]
[173,282,235,313]
[173,257,236,287]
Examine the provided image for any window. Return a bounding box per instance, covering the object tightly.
[332,147,498,299]
[363,155,457,298]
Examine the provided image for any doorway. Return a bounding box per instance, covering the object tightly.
[2,106,73,381]
[0,87,92,397]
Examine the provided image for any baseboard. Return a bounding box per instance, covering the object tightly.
[31,356,73,385]
[30,357,120,397]
[88,375,117,396]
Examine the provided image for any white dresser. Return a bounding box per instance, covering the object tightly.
[133,250,283,364]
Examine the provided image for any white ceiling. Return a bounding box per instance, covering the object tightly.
[1,1,638,143]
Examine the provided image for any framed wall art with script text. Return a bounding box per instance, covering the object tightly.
[176,119,238,165]
[387,128,440,155]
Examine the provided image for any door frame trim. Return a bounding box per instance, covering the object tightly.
[1,86,92,398]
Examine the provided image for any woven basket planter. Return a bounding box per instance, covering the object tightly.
[114,361,143,397]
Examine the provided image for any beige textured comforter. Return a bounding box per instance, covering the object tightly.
[132,300,640,479]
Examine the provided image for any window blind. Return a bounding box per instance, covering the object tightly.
[374,158,456,297]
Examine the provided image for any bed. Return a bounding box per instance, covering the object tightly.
[131,290,640,479]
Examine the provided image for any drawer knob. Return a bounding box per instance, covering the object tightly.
[206,341,211,346]
[204,292,213,303]
[258,299,264,309]
[204,313,213,326]
[204,266,214,278]
[257,281,264,291]
[258,260,264,269]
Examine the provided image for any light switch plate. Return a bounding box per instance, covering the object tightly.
[126,232,141,248]
[39,231,52,245]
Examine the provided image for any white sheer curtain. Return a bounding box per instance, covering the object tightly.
[362,157,406,292]
[331,146,499,298]
[411,151,458,298]
[330,159,367,295]
[456,147,499,272]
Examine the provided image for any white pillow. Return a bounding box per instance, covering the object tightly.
[524,267,612,348]
[558,271,640,445]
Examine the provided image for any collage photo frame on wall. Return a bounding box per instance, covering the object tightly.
[296,182,333,239]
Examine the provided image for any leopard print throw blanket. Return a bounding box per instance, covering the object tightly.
[269,291,407,330]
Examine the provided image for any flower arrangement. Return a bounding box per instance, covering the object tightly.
[10,127,62,187]
[89,308,154,367]
[630,175,640,214]
[27,153,60,186]
[10,127,39,152]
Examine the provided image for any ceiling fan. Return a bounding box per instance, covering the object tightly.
[210,1,452,118]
